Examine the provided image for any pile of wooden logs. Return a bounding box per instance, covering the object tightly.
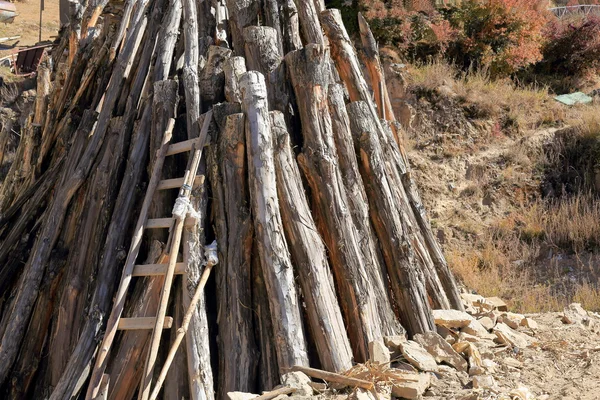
[0,0,463,398]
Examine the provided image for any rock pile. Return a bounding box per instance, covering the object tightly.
[227,293,564,399]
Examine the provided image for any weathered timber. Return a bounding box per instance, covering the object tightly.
[286,44,402,361]
[272,110,353,372]
[240,71,309,370]
[347,101,435,335]
[50,101,154,400]
[327,83,391,314]
[252,245,280,391]
[243,26,291,117]
[200,45,232,106]
[224,0,259,54]
[0,110,98,384]
[208,112,258,396]
[223,56,247,103]
[180,115,216,400]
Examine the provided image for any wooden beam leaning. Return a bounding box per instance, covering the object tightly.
[271,111,353,372]
[286,44,402,361]
[240,71,309,371]
[347,101,435,335]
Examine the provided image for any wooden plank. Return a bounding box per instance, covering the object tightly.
[166,138,198,156]
[290,366,373,390]
[132,263,186,276]
[157,175,203,191]
[146,218,174,229]
[118,317,174,330]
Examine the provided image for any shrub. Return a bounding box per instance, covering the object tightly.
[539,14,600,77]
[360,0,549,77]
[442,0,549,76]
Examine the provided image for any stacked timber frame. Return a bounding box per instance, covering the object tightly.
[0,0,463,399]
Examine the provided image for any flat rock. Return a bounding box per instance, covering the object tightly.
[458,332,479,343]
[399,340,439,372]
[499,312,525,329]
[461,320,496,339]
[472,374,496,389]
[486,297,508,312]
[436,325,457,344]
[461,293,486,308]
[369,340,391,366]
[502,357,523,369]
[433,309,474,329]
[493,322,530,348]
[391,372,431,399]
[414,331,468,372]
[520,317,538,329]
[478,316,495,331]
[562,303,589,325]
[281,371,313,397]
[227,392,258,400]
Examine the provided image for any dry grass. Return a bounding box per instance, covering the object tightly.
[407,60,566,133]
[448,193,600,313]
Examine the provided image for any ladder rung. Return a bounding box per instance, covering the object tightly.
[132,262,186,276]
[157,175,204,191]
[166,138,198,156]
[146,218,173,229]
[117,317,173,330]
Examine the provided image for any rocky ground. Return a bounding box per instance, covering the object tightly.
[228,297,600,400]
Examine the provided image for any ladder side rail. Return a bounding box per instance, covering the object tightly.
[86,118,176,400]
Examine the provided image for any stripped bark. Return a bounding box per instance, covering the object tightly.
[240,71,309,371]
[223,56,247,103]
[272,110,353,372]
[347,101,435,335]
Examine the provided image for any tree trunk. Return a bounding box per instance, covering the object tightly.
[286,44,403,361]
[208,112,258,397]
[272,110,353,372]
[240,71,309,371]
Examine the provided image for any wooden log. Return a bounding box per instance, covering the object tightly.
[0,110,98,384]
[290,366,374,390]
[347,100,435,335]
[33,59,51,126]
[48,116,129,385]
[243,26,290,117]
[200,45,232,106]
[272,110,353,372]
[223,56,247,103]
[224,0,259,54]
[286,44,402,361]
[294,0,324,45]
[164,282,189,400]
[153,0,183,81]
[357,13,408,162]
[280,0,302,54]
[208,112,258,396]
[180,113,216,400]
[240,71,309,371]
[50,102,154,400]
[182,0,202,138]
[327,83,391,310]
[251,245,280,391]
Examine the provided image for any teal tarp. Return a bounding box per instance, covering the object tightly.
[554,92,593,106]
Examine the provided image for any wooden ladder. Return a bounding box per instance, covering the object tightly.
[86,111,216,400]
